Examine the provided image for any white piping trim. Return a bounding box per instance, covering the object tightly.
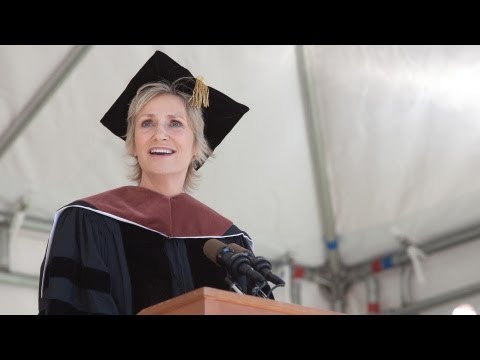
[40,204,254,297]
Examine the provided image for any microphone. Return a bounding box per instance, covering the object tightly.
[228,243,285,286]
[203,239,266,286]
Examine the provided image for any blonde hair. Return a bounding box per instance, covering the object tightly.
[125,81,212,192]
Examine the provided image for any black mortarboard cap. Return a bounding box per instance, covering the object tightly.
[100,50,249,156]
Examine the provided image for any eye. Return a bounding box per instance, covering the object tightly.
[141,119,154,128]
[170,120,183,128]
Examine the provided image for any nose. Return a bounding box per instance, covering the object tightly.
[154,121,169,141]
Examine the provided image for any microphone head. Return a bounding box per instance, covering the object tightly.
[203,238,231,266]
[204,239,267,286]
[228,244,285,285]
[228,243,254,256]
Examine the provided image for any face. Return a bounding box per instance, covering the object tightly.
[134,94,195,184]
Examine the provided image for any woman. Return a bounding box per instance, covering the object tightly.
[38,50,258,315]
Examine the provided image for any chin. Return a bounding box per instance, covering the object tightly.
[145,168,187,177]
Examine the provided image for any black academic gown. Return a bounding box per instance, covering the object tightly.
[38,186,256,315]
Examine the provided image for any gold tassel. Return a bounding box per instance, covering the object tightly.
[189,76,209,108]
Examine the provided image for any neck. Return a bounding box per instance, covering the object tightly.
[139,173,186,198]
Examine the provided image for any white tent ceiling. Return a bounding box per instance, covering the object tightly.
[2,45,480,274]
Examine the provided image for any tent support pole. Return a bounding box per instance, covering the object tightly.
[296,45,349,312]
[0,45,91,158]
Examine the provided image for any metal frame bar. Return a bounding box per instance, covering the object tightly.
[349,224,480,280]
[295,45,348,311]
[0,45,92,158]
[0,270,38,289]
[384,282,480,315]
[0,210,52,233]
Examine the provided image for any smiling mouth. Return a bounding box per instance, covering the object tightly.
[149,149,176,156]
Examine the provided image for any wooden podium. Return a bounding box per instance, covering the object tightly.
[137,287,343,315]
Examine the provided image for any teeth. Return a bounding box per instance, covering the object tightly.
[150,149,173,154]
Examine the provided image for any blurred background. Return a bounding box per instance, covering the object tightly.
[1,45,480,314]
